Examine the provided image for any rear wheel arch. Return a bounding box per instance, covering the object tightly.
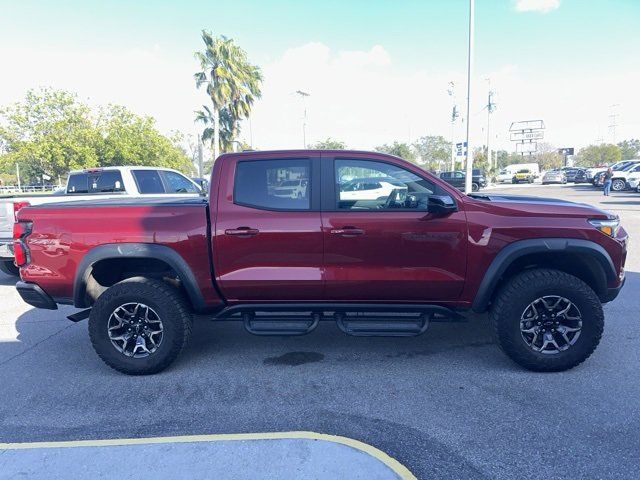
[73,243,206,312]
[472,238,616,313]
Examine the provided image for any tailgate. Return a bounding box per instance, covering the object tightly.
[0,200,13,239]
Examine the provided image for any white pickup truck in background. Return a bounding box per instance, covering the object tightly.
[0,166,203,276]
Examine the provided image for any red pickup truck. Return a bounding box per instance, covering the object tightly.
[13,150,627,374]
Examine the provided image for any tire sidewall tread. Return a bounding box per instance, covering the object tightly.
[88,277,192,375]
[490,268,604,372]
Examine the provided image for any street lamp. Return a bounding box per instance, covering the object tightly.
[295,90,310,147]
[464,0,475,194]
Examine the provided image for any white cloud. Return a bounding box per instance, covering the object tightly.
[514,0,561,13]
[1,40,638,160]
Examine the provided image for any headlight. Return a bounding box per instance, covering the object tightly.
[588,218,620,237]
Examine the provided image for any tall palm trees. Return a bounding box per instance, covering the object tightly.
[194,31,262,160]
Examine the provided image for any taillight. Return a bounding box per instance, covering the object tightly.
[13,201,30,221]
[12,221,32,267]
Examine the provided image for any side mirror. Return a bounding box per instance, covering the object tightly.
[428,195,457,216]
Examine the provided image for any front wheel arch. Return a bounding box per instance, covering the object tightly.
[472,238,616,313]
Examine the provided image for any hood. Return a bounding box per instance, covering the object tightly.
[467,193,614,220]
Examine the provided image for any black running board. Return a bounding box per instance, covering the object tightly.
[214,303,465,337]
[67,309,91,322]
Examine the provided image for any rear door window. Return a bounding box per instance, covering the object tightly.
[133,170,166,194]
[234,159,311,210]
[161,171,200,194]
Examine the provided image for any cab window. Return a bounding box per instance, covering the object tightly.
[335,159,435,210]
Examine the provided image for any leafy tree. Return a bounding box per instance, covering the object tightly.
[532,142,563,171]
[375,141,417,163]
[194,31,262,160]
[575,143,621,167]
[0,88,192,183]
[413,135,451,171]
[617,139,640,160]
[310,138,347,149]
[97,105,192,172]
[0,88,101,181]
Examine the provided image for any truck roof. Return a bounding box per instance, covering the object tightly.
[68,166,186,175]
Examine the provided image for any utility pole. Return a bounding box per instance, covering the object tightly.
[464,0,475,194]
[448,81,459,171]
[608,104,620,144]
[295,90,310,148]
[197,139,204,177]
[485,79,497,172]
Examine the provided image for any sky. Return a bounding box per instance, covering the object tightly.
[0,0,639,158]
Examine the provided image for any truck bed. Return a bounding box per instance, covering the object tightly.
[18,197,220,308]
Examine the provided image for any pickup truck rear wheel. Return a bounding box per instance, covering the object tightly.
[490,268,603,372]
[0,260,19,277]
[88,277,192,375]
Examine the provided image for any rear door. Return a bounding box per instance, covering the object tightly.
[213,153,323,301]
[321,153,467,302]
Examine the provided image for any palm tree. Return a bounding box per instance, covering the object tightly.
[194,31,262,159]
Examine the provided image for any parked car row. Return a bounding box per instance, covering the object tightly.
[590,160,640,192]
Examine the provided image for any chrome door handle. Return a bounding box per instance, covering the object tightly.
[225,227,259,237]
[330,228,365,236]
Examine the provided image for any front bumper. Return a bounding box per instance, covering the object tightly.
[16,281,58,310]
[0,239,13,260]
[601,276,626,303]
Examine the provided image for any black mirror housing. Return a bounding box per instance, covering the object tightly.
[427,195,457,215]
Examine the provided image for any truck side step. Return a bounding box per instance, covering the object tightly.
[335,312,430,337]
[242,312,320,336]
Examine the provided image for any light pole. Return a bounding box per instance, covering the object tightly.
[464,0,475,194]
[447,82,459,171]
[295,90,310,148]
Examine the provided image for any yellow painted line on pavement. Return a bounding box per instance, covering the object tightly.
[0,431,417,480]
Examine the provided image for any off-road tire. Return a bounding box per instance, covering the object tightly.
[471,182,479,192]
[0,260,19,277]
[490,268,604,372]
[88,277,192,375]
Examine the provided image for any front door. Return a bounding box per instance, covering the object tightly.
[321,155,467,302]
[214,154,323,302]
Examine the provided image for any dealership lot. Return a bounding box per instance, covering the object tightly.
[0,184,639,480]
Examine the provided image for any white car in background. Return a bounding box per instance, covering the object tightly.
[272,179,308,198]
[340,177,408,201]
[626,170,640,192]
[496,169,514,183]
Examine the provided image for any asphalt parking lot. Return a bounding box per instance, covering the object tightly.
[1,183,639,479]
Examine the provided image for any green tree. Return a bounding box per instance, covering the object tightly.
[533,142,563,171]
[375,141,417,163]
[310,138,347,149]
[97,105,192,173]
[0,88,193,182]
[617,139,640,160]
[413,135,451,171]
[194,31,262,160]
[575,143,621,167]
[0,88,101,182]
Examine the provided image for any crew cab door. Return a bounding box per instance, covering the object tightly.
[213,154,323,301]
[321,154,467,301]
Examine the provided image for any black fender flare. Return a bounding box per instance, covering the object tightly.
[73,243,205,311]
[472,238,617,313]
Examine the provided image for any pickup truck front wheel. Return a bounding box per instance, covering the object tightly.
[490,268,604,372]
[88,277,192,375]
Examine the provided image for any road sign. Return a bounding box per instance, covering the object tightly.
[516,142,538,153]
[510,131,544,141]
[510,120,545,131]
